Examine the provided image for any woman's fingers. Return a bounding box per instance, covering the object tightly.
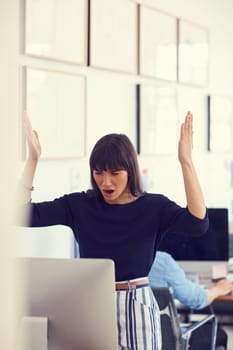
[178,112,194,163]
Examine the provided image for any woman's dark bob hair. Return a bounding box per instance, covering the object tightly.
[89,133,142,196]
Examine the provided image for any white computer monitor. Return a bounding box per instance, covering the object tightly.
[15,225,75,258]
[18,258,118,350]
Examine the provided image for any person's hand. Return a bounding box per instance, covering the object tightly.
[178,111,193,165]
[214,279,233,296]
[206,279,233,304]
[23,111,42,161]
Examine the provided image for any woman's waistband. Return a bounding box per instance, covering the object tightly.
[115,277,149,291]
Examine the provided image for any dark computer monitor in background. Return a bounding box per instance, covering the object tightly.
[158,208,229,277]
[18,258,118,350]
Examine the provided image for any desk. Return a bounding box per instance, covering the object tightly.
[211,294,233,324]
[216,293,233,302]
[211,293,233,316]
[177,294,233,325]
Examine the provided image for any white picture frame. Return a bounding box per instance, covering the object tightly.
[207,95,233,153]
[139,5,177,81]
[24,67,86,159]
[89,0,138,74]
[25,0,88,65]
[137,85,178,155]
[178,19,209,86]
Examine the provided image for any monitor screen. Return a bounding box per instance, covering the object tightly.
[18,258,118,350]
[158,208,229,261]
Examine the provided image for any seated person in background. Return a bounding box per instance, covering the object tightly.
[149,251,233,350]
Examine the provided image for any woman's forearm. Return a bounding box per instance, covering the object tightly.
[19,157,39,203]
[19,113,42,203]
[178,112,206,219]
[180,160,206,219]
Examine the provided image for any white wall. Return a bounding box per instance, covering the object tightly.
[0,0,19,348]
[17,0,233,254]
[136,0,233,211]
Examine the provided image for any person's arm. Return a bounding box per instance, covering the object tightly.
[206,279,233,304]
[19,112,41,203]
[149,252,207,309]
[150,252,233,309]
[178,112,206,219]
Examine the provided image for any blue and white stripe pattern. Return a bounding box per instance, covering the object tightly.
[116,286,161,350]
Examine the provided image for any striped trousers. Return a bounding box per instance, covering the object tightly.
[116,286,161,350]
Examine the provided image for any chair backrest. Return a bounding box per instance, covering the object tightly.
[152,287,181,350]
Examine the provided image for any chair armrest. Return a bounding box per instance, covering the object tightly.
[182,314,216,334]
[181,314,217,350]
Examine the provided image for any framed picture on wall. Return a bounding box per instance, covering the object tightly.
[89,0,138,74]
[136,84,178,155]
[207,95,233,153]
[139,5,177,81]
[178,19,209,86]
[23,67,86,159]
[25,0,88,65]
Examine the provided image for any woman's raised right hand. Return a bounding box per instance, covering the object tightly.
[23,111,42,161]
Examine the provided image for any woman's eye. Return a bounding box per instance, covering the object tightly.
[112,171,120,175]
[94,171,102,175]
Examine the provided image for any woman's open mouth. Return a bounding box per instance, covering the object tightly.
[102,189,115,197]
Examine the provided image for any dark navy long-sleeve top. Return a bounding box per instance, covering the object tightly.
[26,192,209,281]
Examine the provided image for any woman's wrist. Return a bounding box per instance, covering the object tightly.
[22,184,34,191]
[179,157,194,168]
[28,154,40,162]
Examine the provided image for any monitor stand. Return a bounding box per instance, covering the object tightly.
[19,316,48,350]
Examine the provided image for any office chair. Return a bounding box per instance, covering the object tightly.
[152,287,218,350]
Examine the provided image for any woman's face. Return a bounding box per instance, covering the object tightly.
[93,169,131,204]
